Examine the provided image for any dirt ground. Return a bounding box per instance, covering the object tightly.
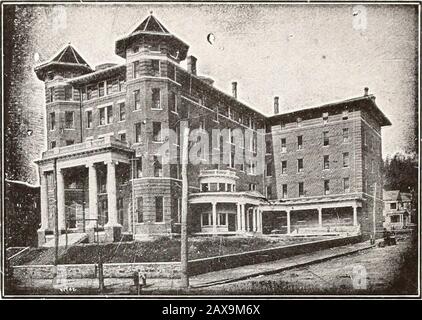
[196,234,418,295]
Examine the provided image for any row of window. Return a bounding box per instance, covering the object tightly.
[279,110,350,129]
[278,128,350,153]
[81,77,125,101]
[133,156,163,178]
[273,178,351,199]
[274,153,350,176]
[200,183,237,193]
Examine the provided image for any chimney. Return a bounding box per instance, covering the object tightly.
[187,56,197,75]
[232,82,237,99]
[364,87,369,96]
[274,96,280,114]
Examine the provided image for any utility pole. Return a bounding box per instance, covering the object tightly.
[54,158,59,265]
[180,120,190,288]
[372,182,377,243]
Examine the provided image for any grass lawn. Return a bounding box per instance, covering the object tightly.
[13,236,325,265]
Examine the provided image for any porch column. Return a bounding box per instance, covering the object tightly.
[105,160,119,227]
[39,172,49,230]
[252,208,257,232]
[253,208,258,232]
[237,203,242,232]
[318,207,322,227]
[258,209,263,233]
[353,205,358,226]
[241,204,246,231]
[87,163,98,227]
[56,168,66,231]
[286,210,291,234]
[246,207,250,232]
[212,201,217,234]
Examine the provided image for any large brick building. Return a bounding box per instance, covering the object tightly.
[34,14,391,245]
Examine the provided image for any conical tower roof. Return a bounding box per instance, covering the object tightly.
[115,13,189,60]
[132,14,170,34]
[34,43,93,81]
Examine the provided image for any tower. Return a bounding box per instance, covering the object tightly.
[34,44,93,149]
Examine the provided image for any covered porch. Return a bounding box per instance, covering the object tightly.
[259,196,362,236]
[189,191,265,235]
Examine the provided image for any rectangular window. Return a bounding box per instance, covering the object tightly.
[266,162,272,177]
[64,111,74,129]
[135,157,142,178]
[64,86,72,101]
[119,102,126,121]
[66,140,74,146]
[249,183,257,191]
[133,61,140,79]
[219,213,227,226]
[324,180,330,195]
[154,155,162,177]
[169,92,177,113]
[155,196,163,222]
[202,213,210,226]
[297,135,303,150]
[343,178,350,193]
[135,123,142,143]
[282,184,288,199]
[50,112,56,130]
[343,128,349,142]
[167,63,176,80]
[81,87,86,101]
[152,88,161,109]
[50,141,56,149]
[86,110,92,128]
[266,186,272,199]
[281,160,287,174]
[323,131,329,146]
[48,87,54,102]
[230,151,235,169]
[218,183,226,192]
[119,78,125,92]
[323,155,330,170]
[281,138,287,153]
[201,183,209,192]
[343,152,350,168]
[137,197,143,223]
[151,60,160,76]
[106,105,113,124]
[134,90,141,110]
[98,82,104,97]
[106,80,113,95]
[280,121,285,130]
[297,158,304,173]
[99,107,106,125]
[299,182,304,197]
[390,203,397,210]
[87,85,95,100]
[153,122,162,142]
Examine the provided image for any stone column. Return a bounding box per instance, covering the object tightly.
[245,207,250,232]
[257,209,262,233]
[86,163,98,241]
[57,168,66,231]
[242,204,246,232]
[318,207,323,227]
[105,161,119,227]
[253,208,257,232]
[37,171,50,246]
[353,205,358,226]
[104,161,121,242]
[237,203,242,233]
[39,172,49,230]
[212,202,217,234]
[286,210,291,234]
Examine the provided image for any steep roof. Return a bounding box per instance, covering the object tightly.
[383,190,401,201]
[132,14,170,34]
[34,44,93,80]
[115,13,189,60]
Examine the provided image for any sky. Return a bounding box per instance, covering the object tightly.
[26,3,419,158]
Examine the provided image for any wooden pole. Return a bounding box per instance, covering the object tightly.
[180,121,190,288]
[54,159,59,265]
[372,182,377,242]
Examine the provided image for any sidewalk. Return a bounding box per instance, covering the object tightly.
[10,240,375,295]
